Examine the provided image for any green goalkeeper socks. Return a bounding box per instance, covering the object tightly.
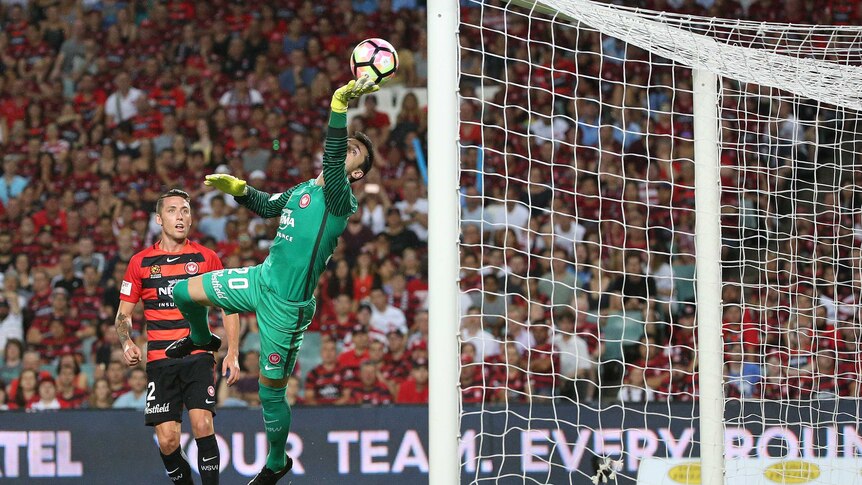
[259,383,292,472]
[173,279,212,345]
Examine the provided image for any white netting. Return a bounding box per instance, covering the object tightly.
[456,0,862,483]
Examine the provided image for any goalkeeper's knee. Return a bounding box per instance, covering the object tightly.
[259,383,288,406]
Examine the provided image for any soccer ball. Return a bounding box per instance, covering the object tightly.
[350,38,398,86]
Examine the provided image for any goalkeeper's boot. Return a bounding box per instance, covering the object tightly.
[165,334,222,358]
[247,456,293,485]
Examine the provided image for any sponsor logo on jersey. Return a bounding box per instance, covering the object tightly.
[120,280,132,296]
[150,265,162,279]
[208,385,215,397]
[279,209,295,230]
[157,279,179,297]
[268,353,281,365]
[299,193,311,208]
[185,261,199,275]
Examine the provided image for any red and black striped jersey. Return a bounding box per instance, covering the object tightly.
[348,381,393,405]
[305,363,349,404]
[120,240,223,367]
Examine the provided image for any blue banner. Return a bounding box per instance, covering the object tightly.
[0,401,860,484]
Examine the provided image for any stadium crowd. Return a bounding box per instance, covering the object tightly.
[1,0,862,413]
[0,0,431,411]
[456,0,862,405]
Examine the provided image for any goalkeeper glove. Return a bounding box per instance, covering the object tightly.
[204,174,248,196]
[331,74,380,113]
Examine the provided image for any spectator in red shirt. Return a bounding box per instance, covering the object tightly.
[361,94,391,137]
[367,339,388,381]
[305,338,351,405]
[15,218,40,262]
[105,360,130,400]
[722,303,761,349]
[130,96,163,139]
[150,73,186,117]
[528,324,559,397]
[320,292,356,340]
[26,268,53,315]
[395,358,428,404]
[460,359,484,404]
[72,264,104,323]
[349,361,393,405]
[337,324,371,378]
[29,286,78,336]
[33,226,60,272]
[30,376,63,411]
[484,342,528,403]
[5,4,29,58]
[55,362,88,409]
[9,368,38,410]
[72,74,107,129]
[31,194,68,234]
[39,319,82,361]
[381,329,412,389]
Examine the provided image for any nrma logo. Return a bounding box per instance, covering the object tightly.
[158,279,179,297]
[279,209,296,230]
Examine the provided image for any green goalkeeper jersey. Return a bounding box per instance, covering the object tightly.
[234,111,358,302]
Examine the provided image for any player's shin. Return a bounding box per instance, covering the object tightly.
[259,383,292,473]
[173,279,212,345]
[160,446,194,485]
[196,434,220,485]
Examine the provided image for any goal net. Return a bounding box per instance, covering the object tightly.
[453,0,862,483]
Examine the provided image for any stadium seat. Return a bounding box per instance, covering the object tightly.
[673,264,697,304]
[296,331,323,381]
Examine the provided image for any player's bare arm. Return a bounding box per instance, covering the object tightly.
[221,311,241,386]
[115,299,141,367]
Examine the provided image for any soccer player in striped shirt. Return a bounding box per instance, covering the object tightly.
[115,189,240,485]
[163,75,379,485]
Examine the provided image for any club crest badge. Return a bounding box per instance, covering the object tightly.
[299,193,311,208]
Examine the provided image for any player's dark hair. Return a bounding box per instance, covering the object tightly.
[156,188,191,214]
[351,131,374,183]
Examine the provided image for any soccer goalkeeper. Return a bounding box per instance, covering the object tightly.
[164,75,379,485]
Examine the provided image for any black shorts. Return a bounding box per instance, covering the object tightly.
[145,355,217,426]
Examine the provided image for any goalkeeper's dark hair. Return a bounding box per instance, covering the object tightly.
[351,131,374,183]
[156,188,191,213]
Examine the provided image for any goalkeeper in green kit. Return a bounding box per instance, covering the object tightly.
[165,75,379,485]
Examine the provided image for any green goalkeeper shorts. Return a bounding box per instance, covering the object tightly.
[202,264,316,381]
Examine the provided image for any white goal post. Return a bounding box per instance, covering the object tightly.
[427,2,462,485]
[429,0,862,484]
